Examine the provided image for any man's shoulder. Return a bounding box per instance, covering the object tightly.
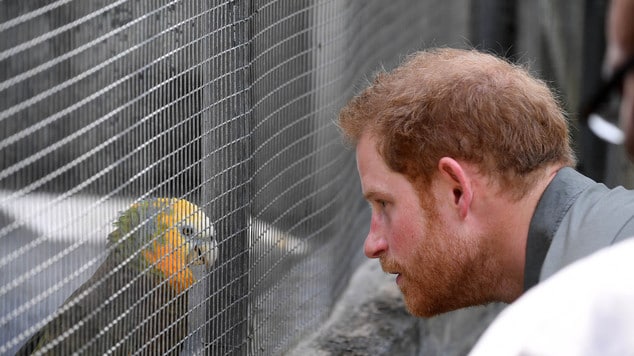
[539,168,634,281]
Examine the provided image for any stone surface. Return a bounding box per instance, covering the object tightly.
[287,259,506,355]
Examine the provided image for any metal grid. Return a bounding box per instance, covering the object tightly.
[0,0,471,354]
[0,0,603,355]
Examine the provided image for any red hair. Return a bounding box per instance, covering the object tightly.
[339,48,576,199]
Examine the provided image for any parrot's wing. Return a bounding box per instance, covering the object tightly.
[16,198,215,355]
[16,249,189,355]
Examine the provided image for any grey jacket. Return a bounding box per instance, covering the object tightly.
[524,167,634,291]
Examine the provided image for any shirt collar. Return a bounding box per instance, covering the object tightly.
[523,167,594,291]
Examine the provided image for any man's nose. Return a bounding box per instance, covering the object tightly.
[364,229,387,258]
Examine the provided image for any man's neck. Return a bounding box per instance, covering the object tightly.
[493,164,564,302]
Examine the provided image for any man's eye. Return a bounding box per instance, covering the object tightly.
[377,200,387,208]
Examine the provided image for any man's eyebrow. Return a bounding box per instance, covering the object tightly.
[363,190,382,201]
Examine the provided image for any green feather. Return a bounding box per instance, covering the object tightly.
[106,199,177,280]
[107,203,140,244]
[107,199,175,247]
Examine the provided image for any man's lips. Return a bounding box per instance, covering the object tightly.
[385,270,402,285]
[380,259,402,285]
[395,273,402,286]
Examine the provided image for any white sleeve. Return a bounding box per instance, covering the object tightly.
[469,238,634,356]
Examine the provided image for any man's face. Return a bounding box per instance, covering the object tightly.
[607,0,634,157]
[356,133,498,317]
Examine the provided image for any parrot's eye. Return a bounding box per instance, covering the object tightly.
[180,225,195,237]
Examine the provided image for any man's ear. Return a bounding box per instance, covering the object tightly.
[437,157,473,219]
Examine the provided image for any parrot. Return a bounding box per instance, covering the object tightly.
[15,197,218,355]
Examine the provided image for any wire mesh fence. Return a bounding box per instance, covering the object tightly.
[0,0,603,355]
[0,0,454,354]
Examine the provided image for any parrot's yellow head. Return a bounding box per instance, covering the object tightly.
[110,198,218,293]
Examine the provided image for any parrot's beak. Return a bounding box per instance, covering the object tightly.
[187,238,218,267]
[186,220,218,267]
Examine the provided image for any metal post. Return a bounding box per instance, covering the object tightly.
[202,0,252,354]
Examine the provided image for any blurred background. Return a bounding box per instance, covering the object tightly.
[0,0,629,355]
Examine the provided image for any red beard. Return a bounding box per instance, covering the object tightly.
[379,224,501,318]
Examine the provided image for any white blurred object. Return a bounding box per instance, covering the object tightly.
[470,238,634,356]
[588,114,625,145]
[249,217,307,257]
[0,190,306,257]
[0,190,131,243]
